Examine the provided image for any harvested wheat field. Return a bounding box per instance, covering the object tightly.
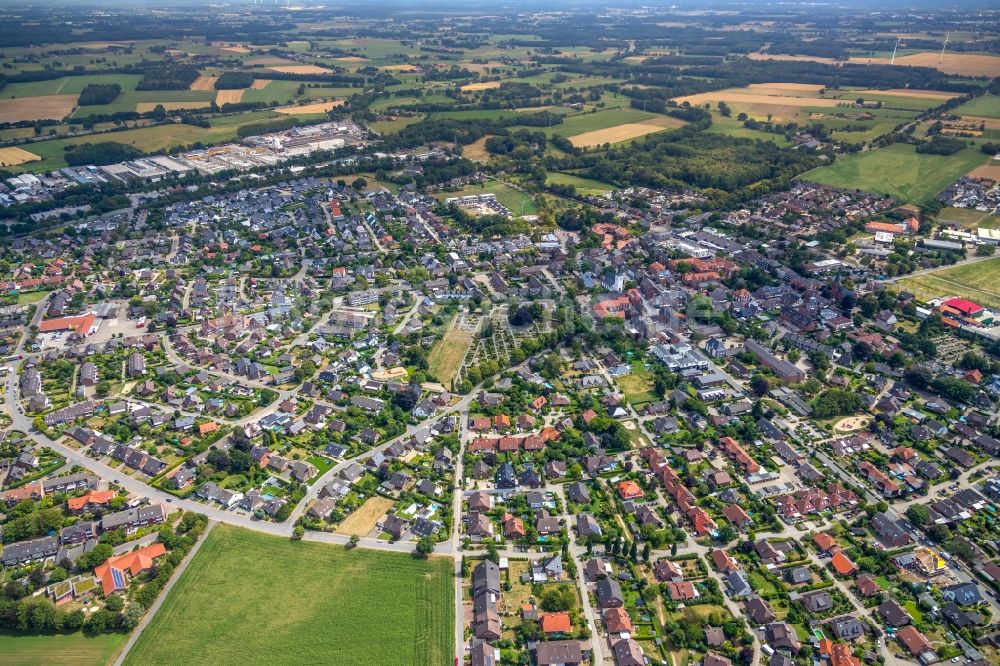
[860,88,959,100]
[747,82,825,93]
[215,89,245,105]
[250,79,273,90]
[0,95,78,123]
[334,497,396,536]
[570,117,685,147]
[969,164,1000,182]
[748,52,843,65]
[269,64,332,75]
[461,81,501,92]
[245,56,295,66]
[0,146,41,166]
[334,56,368,62]
[135,101,208,113]
[960,115,1000,130]
[676,90,841,108]
[275,100,343,115]
[892,52,1000,77]
[218,44,250,53]
[189,76,218,91]
[463,135,495,161]
[384,63,421,72]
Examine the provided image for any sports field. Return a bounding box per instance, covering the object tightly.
[896,257,1000,311]
[123,524,454,666]
[802,143,991,204]
[428,322,474,387]
[0,631,125,666]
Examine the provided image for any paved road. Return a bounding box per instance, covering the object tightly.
[112,521,217,666]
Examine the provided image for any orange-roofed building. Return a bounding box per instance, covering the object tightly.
[198,421,219,436]
[603,607,635,634]
[39,314,97,336]
[820,639,861,666]
[67,490,115,512]
[814,532,838,553]
[617,480,643,500]
[95,543,167,596]
[831,550,858,576]
[539,612,572,634]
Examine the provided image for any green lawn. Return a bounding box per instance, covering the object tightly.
[0,631,125,666]
[124,524,454,666]
[953,94,1000,119]
[705,113,791,146]
[547,172,615,196]
[802,143,991,204]
[16,290,52,304]
[896,257,1000,311]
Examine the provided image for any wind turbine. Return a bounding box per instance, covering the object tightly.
[890,36,902,65]
[939,32,951,64]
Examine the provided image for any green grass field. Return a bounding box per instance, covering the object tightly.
[539,108,655,138]
[368,115,426,135]
[939,206,1000,230]
[241,80,304,105]
[547,172,615,196]
[123,525,454,666]
[802,143,990,204]
[953,94,1000,119]
[0,631,125,666]
[705,113,792,146]
[436,179,537,216]
[896,257,1000,310]
[0,74,144,100]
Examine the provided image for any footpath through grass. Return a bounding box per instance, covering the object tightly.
[124,524,454,666]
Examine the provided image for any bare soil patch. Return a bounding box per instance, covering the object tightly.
[968,164,1000,182]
